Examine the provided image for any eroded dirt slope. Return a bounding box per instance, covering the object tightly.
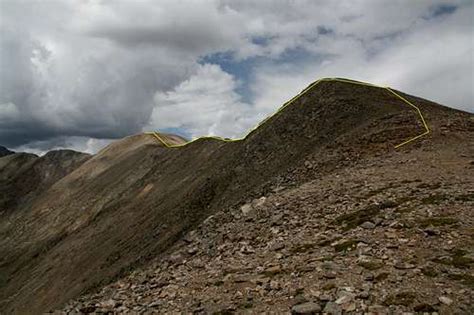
[0,79,472,314]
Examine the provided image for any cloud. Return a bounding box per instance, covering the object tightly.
[148,63,254,138]
[12,136,114,156]
[249,1,474,114]
[0,1,204,149]
[0,0,472,153]
[0,102,21,122]
[84,0,244,53]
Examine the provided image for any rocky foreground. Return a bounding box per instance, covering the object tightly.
[60,137,473,314]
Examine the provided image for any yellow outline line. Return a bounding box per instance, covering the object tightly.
[146,77,430,149]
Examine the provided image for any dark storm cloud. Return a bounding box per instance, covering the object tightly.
[0,1,197,148]
[0,42,181,147]
[0,0,245,149]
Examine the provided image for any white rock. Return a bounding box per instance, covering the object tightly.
[252,196,267,208]
[291,302,321,314]
[335,294,352,305]
[360,221,375,229]
[438,296,453,305]
[240,204,252,215]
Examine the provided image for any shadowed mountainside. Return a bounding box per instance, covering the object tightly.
[0,150,90,215]
[0,146,14,158]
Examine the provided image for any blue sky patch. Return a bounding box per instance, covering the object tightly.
[200,52,265,103]
[200,46,327,103]
[250,35,273,46]
[425,4,458,19]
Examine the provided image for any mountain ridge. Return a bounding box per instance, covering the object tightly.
[0,79,473,314]
[146,77,437,149]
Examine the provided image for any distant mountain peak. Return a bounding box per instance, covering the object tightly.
[0,145,14,157]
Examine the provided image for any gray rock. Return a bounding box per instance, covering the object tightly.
[360,221,376,229]
[252,196,267,208]
[372,217,383,226]
[323,301,342,315]
[368,305,386,313]
[423,228,440,236]
[187,247,198,255]
[357,256,384,270]
[394,261,416,270]
[364,273,374,281]
[335,292,354,305]
[270,242,285,251]
[263,265,282,276]
[357,291,370,299]
[291,302,321,314]
[271,214,284,226]
[241,204,253,215]
[342,302,356,312]
[101,298,119,308]
[269,280,281,290]
[148,301,161,307]
[323,271,337,279]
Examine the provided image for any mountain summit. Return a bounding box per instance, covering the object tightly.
[0,79,473,314]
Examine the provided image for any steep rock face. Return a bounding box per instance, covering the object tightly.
[0,79,472,314]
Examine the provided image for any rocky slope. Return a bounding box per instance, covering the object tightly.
[0,79,473,314]
[62,138,474,314]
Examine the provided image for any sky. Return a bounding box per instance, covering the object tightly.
[1,0,473,154]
